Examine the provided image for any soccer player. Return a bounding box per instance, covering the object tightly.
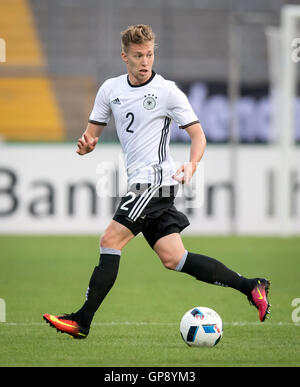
[43,24,270,339]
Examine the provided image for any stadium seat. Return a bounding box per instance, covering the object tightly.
[0,0,64,140]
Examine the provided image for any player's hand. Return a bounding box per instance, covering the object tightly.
[76,134,99,155]
[172,162,197,184]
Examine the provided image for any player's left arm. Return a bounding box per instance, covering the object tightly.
[172,122,206,184]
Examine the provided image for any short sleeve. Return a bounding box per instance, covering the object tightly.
[89,81,112,126]
[166,82,199,129]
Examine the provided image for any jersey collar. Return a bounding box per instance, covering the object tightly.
[127,71,156,88]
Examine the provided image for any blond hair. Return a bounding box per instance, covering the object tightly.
[121,24,155,53]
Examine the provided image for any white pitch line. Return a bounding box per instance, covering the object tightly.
[0,321,299,327]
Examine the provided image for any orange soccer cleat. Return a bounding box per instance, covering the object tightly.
[43,313,89,339]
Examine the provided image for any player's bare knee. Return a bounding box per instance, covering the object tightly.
[100,230,116,249]
[158,251,178,271]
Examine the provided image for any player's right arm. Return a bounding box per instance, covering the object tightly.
[77,79,112,155]
[76,122,105,155]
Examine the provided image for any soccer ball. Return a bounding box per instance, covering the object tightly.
[180,306,223,347]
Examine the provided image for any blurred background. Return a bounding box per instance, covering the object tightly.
[0,0,299,235]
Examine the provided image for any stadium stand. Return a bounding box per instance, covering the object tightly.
[0,0,64,140]
[0,0,297,141]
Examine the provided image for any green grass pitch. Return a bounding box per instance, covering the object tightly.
[0,235,299,367]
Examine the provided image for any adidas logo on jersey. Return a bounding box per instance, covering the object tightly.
[112,97,121,104]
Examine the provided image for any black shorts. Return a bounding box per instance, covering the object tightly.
[113,184,190,249]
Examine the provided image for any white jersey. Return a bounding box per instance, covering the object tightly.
[89,71,199,187]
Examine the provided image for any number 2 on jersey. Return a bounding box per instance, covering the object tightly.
[125,112,134,133]
[120,191,136,211]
